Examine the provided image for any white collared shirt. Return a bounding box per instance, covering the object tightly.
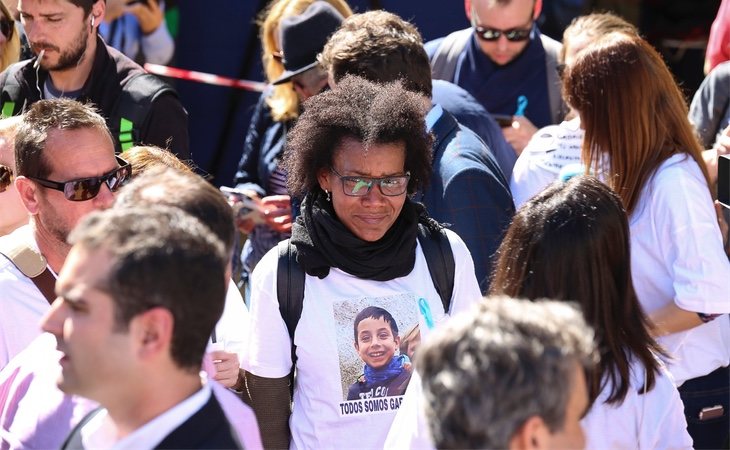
[81,381,211,450]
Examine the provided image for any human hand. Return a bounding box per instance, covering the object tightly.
[501,115,538,156]
[226,189,263,234]
[209,350,242,389]
[125,0,163,35]
[261,195,292,233]
[105,0,127,21]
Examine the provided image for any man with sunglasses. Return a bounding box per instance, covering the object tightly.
[426,0,568,155]
[0,0,188,158]
[0,98,130,369]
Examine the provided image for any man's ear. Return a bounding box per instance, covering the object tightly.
[15,176,41,215]
[509,415,550,450]
[533,0,543,20]
[132,307,174,361]
[92,0,106,25]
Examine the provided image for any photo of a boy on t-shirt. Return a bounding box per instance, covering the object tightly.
[347,306,413,400]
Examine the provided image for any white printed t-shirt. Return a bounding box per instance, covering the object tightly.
[582,357,692,449]
[629,154,730,385]
[243,229,482,450]
[0,225,53,370]
[510,117,583,208]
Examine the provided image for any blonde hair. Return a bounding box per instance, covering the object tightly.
[560,12,638,63]
[0,2,20,73]
[123,145,193,176]
[258,0,352,122]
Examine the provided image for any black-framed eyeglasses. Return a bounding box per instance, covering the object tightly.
[330,167,410,197]
[27,156,132,201]
[0,163,12,193]
[473,24,532,42]
[0,17,14,40]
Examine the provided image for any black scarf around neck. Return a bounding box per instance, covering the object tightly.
[290,191,428,280]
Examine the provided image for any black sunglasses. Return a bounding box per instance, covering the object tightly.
[0,163,12,193]
[0,17,13,40]
[27,156,132,201]
[473,24,532,42]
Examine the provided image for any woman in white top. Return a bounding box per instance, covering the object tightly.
[491,175,692,449]
[243,75,481,449]
[563,33,730,448]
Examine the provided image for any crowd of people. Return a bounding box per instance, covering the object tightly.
[0,0,729,449]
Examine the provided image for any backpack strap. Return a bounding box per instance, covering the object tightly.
[274,225,456,370]
[0,239,56,305]
[540,34,567,124]
[113,72,176,152]
[0,63,27,118]
[430,28,472,82]
[416,224,455,314]
[276,239,304,367]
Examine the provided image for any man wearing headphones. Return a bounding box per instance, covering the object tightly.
[0,0,189,159]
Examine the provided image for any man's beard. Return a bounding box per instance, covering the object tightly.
[44,26,89,72]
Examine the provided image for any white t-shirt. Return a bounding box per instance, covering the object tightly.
[243,229,482,450]
[207,284,250,363]
[510,118,584,208]
[383,372,435,450]
[582,357,692,449]
[0,225,52,370]
[629,154,730,384]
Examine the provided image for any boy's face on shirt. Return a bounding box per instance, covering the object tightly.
[354,316,400,370]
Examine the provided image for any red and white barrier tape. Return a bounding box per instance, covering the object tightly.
[144,63,267,93]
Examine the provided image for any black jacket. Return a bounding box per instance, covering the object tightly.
[61,392,243,449]
[0,35,189,159]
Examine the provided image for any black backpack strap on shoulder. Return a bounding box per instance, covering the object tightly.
[113,72,176,152]
[276,239,305,367]
[0,62,26,118]
[417,224,455,314]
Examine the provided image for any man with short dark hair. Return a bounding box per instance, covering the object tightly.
[426,0,568,155]
[42,206,241,449]
[320,10,515,292]
[416,297,595,449]
[0,0,188,157]
[0,98,130,369]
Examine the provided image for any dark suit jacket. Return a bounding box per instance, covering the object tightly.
[420,107,515,293]
[62,391,243,449]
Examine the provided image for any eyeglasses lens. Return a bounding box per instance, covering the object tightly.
[0,18,13,40]
[69,164,131,201]
[0,164,12,193]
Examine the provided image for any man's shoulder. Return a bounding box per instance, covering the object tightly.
[157,390,242,449]
[424,28,472,59]
[0,226,40,281]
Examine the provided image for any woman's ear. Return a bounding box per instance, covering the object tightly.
[317,167,331,192]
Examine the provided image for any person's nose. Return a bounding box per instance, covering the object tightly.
[93,182,115,209]
[361,182,386,206]
[41,297,67,337]
[496,34,510,52]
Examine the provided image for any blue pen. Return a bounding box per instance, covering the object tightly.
[515,95,528,116]
[418,297,435,330]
